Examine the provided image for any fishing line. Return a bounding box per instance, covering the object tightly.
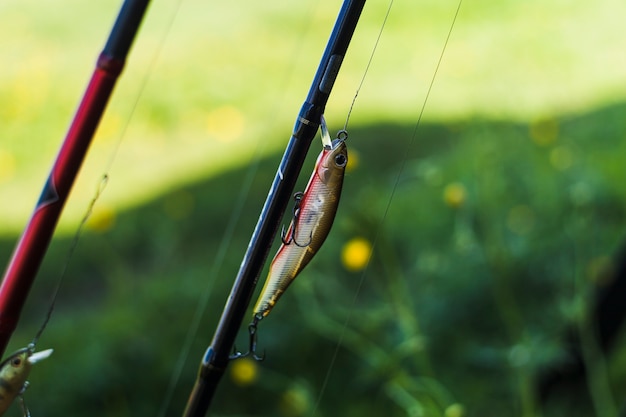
[343,0,394,131]
[100,0,185,176]
[155,161,256,417]
[0,177,107,417]
[156,2,327,414]
[312,0,464,413]
[29,175,108,348]
[26,0,186,347]
[15,0,186,377]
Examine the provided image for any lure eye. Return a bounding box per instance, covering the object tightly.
[11,357,22,367]
[334,153,347,168]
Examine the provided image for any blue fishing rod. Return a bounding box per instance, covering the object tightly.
[181,0,366,416]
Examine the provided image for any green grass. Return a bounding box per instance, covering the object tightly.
[1,0,626,416]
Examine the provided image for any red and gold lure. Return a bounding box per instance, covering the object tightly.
[253,121,348,321]
[231,117,348,360]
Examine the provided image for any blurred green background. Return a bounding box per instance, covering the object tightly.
[1,0,626,416]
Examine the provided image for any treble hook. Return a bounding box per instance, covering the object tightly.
[280,192,312,247]
[229,315,265,361]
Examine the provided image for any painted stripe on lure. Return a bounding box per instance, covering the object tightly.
[253,135,348,319]
[0,347,53,415]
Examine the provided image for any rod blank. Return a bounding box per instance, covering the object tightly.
[182,1,366,416]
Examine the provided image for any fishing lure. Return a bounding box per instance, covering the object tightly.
[254,130,347,320]
[232,120,347,362]
[231,118,348,360]
[0,173,107,415]
[0,345,53,416]
[0,175,106,415]
[0,219,71,416]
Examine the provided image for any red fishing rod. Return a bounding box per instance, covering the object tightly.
[0,0,151,356]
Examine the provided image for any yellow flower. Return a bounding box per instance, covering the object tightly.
[229,357,258,386]
[345,148,359,172]
[86,205,116,233]
[443,182,467,208]
[341,237,372,272]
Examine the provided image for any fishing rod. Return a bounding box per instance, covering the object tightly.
[0,0,151,357]
[181,0,366,416]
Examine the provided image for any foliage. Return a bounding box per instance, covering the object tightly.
[2,105,626,416]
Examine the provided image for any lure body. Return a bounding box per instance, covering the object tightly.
[253,138,348,318]
[0,347,52,415]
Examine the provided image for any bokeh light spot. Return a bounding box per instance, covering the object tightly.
[279,385,310,417]
[443,182,467,208]
[444,403,465,417]
[86,205,116,233]
[341,237,372,272]
[417,162,443,186]
[229,357,258,387]
[550,145,573,170]
[206,105,245,143]
[345,148,358,172]
[529,117,559,146]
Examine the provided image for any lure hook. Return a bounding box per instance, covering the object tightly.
[229,315,265,361]
[280,192,312,247]
[246,320,265,361]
